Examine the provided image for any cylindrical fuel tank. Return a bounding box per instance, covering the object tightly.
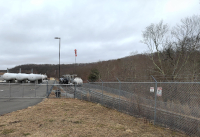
[28,74,43,81]
[3,73,17,80]
[16,73,29,81]
[73,77,83,85]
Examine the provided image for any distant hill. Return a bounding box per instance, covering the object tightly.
[7,54,152,82]
[7,51,200,82]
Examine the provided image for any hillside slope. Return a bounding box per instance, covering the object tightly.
[6,50,200,82]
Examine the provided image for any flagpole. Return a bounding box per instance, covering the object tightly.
[74,49,77,74]
[75,54,76,74]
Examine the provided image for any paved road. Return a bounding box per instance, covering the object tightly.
[0,80,54,115]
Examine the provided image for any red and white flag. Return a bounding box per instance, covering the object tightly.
[75,49,77,57]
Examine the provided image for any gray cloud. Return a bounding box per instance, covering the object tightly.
[0,0,199,70]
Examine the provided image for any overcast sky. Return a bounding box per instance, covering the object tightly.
[0,0,199,70]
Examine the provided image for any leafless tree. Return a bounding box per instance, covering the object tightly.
[141,15,200,81]
[141,20,169,78]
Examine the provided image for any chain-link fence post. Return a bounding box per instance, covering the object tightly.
[100,79,103,105]
[74,84,76,99]
[65,84,67,98]
[46,81,48,97]
[22,82,24,97]
[116,77,121,111]
[87,80,90,101]
[35,82,36,97]
[151,76,157,125]
[9,81,11,98]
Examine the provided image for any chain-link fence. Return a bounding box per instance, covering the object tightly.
[4,79,198,136]
[63,81,199,136]
[0,80,54,98]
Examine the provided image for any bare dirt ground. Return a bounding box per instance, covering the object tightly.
[0,98,188,137]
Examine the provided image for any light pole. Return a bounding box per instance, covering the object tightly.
[55,37,61,79]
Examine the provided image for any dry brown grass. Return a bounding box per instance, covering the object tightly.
[0,98,188,137]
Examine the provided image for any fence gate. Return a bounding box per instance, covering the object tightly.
[47,84,75,99]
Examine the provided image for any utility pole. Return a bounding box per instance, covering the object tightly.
[55,37,61,79]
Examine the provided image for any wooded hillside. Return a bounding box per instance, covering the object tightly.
[7,54,153,82]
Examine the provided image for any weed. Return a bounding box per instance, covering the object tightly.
[2,129,14,135]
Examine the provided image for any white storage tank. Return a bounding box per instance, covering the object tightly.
[3,73,17,80]
[16,73,29,81]
[28,74,43,81]
[73,77,83,86]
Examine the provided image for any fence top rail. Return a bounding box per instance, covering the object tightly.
[0,83,74,86]
[0,83,42,86]
[0,83,19,85]
[88,82,200,84]
[1,82,200,85]
[41,84,75,86]
[88,82,155,84]
[157,82,200,84]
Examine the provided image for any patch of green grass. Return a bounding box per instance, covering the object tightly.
[61,134,69,137]
[171,131,177,136]
[0,124,6,127]
[64,109,70,111]
[49,119,54,122]
[79,135,92,137]
[110,125,126,131]
[73,121,82,124]
[69,120,83,124]
[22,132,31,136]
[2,129,14,135]
[97,123,106,127]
